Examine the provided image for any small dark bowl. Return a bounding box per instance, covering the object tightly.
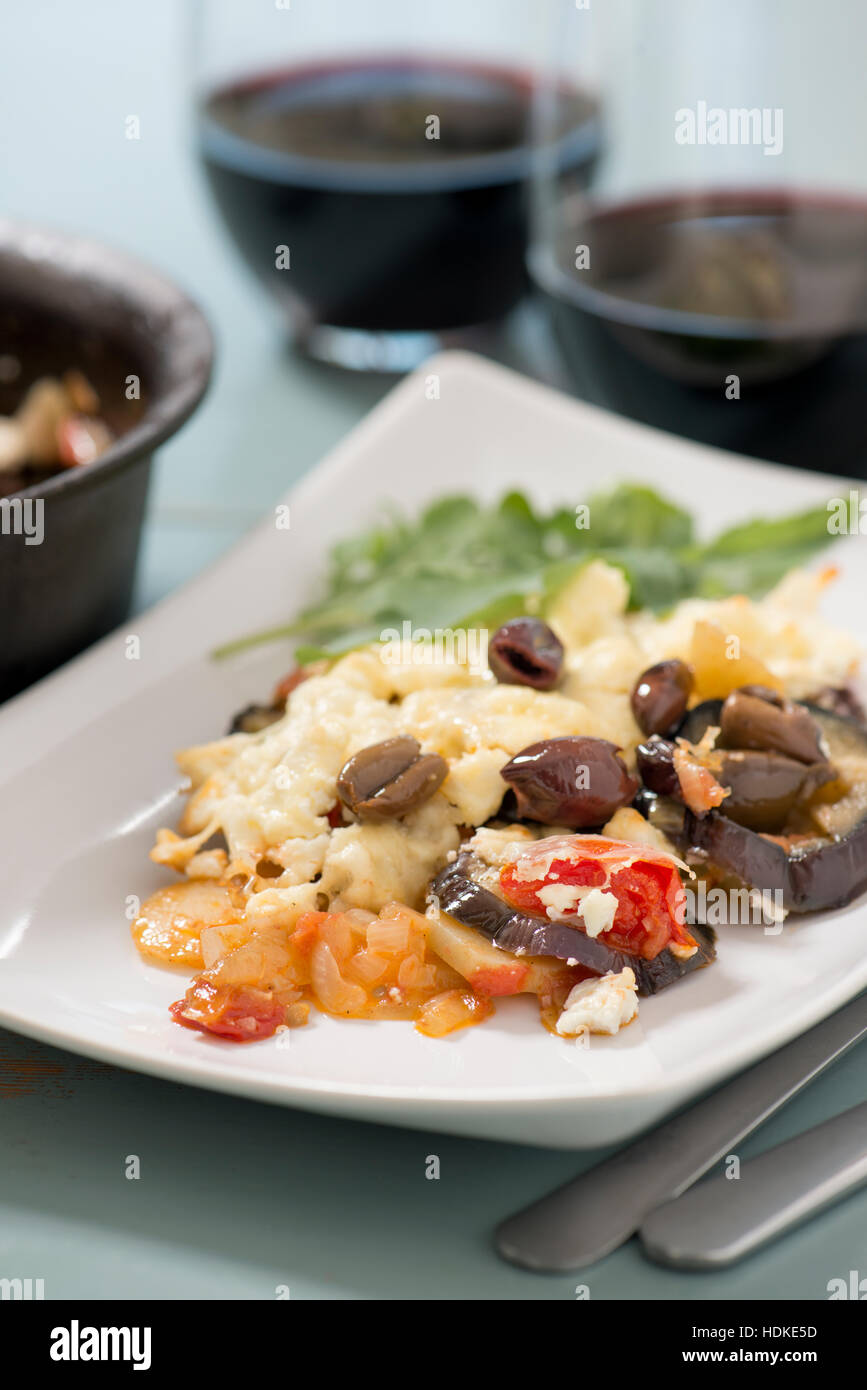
[0,220,213,700]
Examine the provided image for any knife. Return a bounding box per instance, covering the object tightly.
[639,1098,867,1268]
[495,990,867,1272]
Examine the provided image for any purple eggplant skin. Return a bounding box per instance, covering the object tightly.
[676,699,723,745]
[683,703,867,913]
[716,750,834,832]
[429,855,715,997]
[633,787,687,840]
[808,685,867,725]
[684,807,867,913]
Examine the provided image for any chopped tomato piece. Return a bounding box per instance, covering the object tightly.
[468,962,530,997]
[272,667,310,704]
[291,911,332,956]
[170,979,285,1040]
[499,835,692,961]
[673,745,729,816]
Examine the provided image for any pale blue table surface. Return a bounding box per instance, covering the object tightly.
[0,0,864,1300]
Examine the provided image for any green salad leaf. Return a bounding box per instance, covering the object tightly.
[214,484,834,661]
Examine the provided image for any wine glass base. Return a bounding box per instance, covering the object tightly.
[295,322,494,373]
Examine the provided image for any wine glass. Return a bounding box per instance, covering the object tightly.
[192,0,600,371]
[530,0,867,469]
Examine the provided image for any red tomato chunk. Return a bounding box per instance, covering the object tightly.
[499,840,692,961]
[170,980,285,1041]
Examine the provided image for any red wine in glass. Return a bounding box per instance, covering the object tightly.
[533,190,867,472]
[199,58,599,363]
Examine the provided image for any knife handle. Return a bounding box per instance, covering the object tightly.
[640,1100,867,1268]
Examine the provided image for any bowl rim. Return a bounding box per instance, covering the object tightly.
[0,218,214,501]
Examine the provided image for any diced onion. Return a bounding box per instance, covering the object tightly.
[397,954,426,989]
[366,917,412,955]
[416,989,492,1037]
[311,940,368,1015]
[347,948,391,986]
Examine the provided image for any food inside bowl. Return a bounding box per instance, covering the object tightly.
[130,485,864,1046]
[0,361,114,496]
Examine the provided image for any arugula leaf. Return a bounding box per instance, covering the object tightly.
[581,485,694,550]
[700,505,830,557]
[213,486,834,661]
[687,505,832,599]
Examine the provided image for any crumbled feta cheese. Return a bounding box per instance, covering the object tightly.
[577,887,618,937]
[465,825,537,867]
[556,968,638,1036]
[537,882,618,937]
[538,882,583,916]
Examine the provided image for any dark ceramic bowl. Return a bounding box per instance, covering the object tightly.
[0,220,213,700]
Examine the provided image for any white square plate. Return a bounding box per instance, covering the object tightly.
[1,352,864,1149]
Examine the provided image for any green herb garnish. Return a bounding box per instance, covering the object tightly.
[214,483,833,661]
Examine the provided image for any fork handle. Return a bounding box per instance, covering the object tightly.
[640,1099,867,1268]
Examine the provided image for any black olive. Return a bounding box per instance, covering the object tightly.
[719,691,826,764]
[493,789,524,823]
[228,703,284,735]
[717,749,820,832]
[488,617,564,690]
[631,659,694,736]
[638,733,836,834]
[632,786,657,818]
[736,683,785,707]
[500,735,638,828]
[636,736,680,799]
[337,736,448,821]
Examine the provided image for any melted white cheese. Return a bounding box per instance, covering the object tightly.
[156,560,860,945]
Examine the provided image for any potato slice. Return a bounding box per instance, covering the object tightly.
[690,620,783,700]
[132,881,243,969]
[427,910,579,998]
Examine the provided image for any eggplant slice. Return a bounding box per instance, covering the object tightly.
[682,704,867,912]
[430,853,715,997]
